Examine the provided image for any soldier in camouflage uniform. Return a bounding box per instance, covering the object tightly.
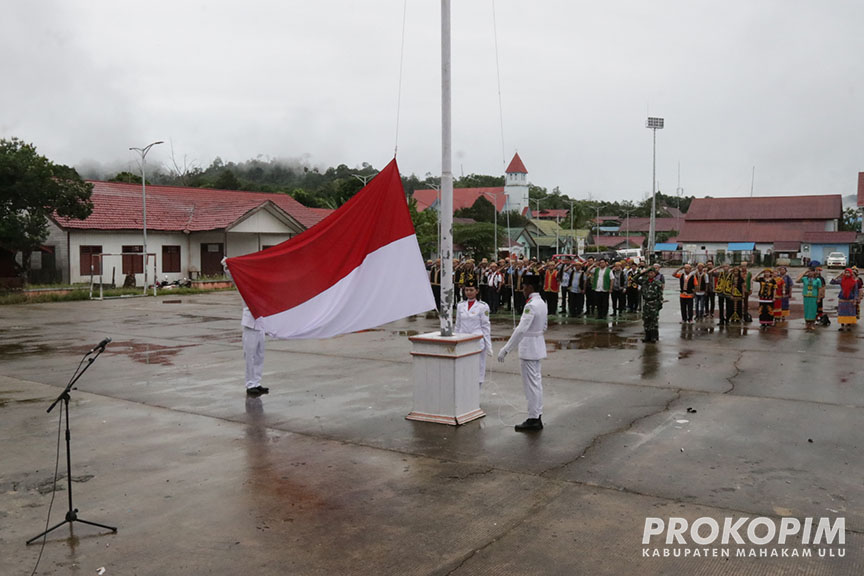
[633,267,664,342]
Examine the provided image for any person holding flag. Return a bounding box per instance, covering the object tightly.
[497,275,548,432]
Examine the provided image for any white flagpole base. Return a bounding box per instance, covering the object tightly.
[407,332,486,426]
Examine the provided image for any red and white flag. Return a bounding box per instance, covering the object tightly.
[225,159,435,339]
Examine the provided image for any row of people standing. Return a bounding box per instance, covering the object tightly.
[428,256,660,319]
[755,266,861,331]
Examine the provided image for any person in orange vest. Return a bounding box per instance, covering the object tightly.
[542,261,560,316]
[673,264,696,324]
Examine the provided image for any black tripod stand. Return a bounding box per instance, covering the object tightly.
[27,339,118,544]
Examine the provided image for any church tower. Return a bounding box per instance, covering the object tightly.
[503,153,529,214]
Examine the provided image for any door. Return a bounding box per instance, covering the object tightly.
[200,243,225,277]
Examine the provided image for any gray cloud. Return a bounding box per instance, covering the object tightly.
[2,0,863,200]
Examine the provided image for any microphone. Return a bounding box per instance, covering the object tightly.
[89,337,112,354]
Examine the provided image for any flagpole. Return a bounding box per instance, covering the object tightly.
[439,0,454,336]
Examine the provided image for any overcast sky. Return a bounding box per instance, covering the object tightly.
[2,1,863,202]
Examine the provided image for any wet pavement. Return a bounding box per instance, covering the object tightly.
[1,284,862,575]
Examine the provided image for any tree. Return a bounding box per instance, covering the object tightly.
[108,171,142,184]
[0,138,93,280]
[408,197,438,259]
[455,173,504,188]
[455,195,496,223]
[839,207,862,232]
[454,222,499,260]
[213,169,242,190]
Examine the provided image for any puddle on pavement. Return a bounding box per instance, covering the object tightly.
[100,340,192,366]
[0,397,48,408]
[678,350,693,360]
[0,342,55,356]
[547,332,640,350]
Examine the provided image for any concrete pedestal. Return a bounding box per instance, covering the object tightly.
[407,331,486,425]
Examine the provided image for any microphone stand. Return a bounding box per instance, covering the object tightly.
[27,344,118,544]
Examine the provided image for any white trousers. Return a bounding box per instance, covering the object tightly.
[243,326,266,389]
[478,351,487,384]
[520,359,543,418]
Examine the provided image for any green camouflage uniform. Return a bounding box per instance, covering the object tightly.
[634,271,664,341]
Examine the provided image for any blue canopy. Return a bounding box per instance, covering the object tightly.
[728,242,755,251]
[654,243,679,251]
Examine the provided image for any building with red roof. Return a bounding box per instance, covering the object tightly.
[47,181,330,284]
[677,194,852,263]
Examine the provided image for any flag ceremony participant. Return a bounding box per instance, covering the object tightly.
[455,280,492,387]
[223,258,269,397]
[831,268,860,331]
[498,276,548,432]
[754,268,777,329]
[632,266,663,342]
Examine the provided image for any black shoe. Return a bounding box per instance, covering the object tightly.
[246,385,270,397]
[515,417,543,432]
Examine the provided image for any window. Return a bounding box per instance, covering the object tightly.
[162,245,181,273]
[122,245,143,274]
[79,246,103,275]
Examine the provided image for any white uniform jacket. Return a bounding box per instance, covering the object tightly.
[501,292,548,360]
[455,299,492,352]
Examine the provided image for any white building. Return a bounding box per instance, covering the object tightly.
[49,181,329,285]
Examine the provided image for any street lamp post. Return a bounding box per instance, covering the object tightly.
[646,117,664,261]
[352,173,374,186]
[129,141,163,289]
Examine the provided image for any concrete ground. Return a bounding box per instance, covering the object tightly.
[1,279,862,575]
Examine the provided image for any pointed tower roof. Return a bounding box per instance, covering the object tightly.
[505,153,527,174]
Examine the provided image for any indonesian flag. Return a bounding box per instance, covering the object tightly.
[225,159,435,339]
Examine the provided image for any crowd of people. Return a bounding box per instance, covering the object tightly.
[427,256,862,339]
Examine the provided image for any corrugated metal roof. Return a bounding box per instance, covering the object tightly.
[773,241,801,251]
[686,195,842,221]
[53,181,325,232]
[802,231,858,244]
[677,221,824,242]
[619,217,680,232]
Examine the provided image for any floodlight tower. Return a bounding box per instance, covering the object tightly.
[646,117,664,260]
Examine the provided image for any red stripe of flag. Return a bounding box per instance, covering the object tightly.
[225,159,416,319]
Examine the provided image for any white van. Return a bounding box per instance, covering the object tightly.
[616,248,644,263]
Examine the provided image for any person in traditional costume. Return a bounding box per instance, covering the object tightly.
[831,268,860,331]
[712,264,731,325]
[754,268,777,329]
[772,269,785,324]
[727,266,745,324]
[797,267,823,331]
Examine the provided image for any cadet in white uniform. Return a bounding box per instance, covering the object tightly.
[455,282,492,386]
[241,304,269,397]
[498,276,548,431]
[223,258,269,397]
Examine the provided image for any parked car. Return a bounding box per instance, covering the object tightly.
[826,252,847,268]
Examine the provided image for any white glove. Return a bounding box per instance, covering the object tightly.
[497,349,508,363]
[486,346,493,357]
